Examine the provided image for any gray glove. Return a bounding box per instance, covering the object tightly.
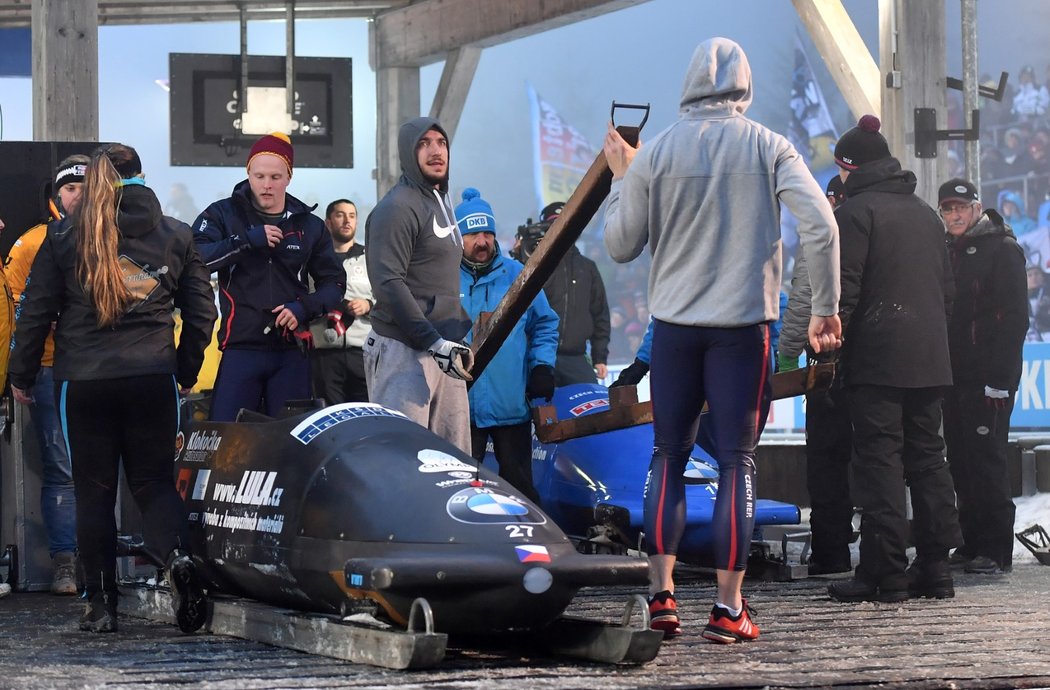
[428,338,474,382]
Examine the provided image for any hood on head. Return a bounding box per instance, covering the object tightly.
[997,189,1026,216]
[398,117,450,193]
[679,37,752,114]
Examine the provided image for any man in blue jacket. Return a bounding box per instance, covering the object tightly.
[457,188,559,504]
[193,132,344,421]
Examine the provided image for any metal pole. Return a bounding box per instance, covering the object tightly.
[239,3,248,132]
[286,2,296,120]
[961,0,980,188]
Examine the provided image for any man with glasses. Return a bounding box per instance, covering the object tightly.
[938,178,1028,575]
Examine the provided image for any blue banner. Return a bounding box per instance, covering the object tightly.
[0,28,31,78]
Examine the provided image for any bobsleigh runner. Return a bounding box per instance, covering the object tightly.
[117,400,664,669]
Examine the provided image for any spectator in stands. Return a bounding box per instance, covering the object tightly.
[1012,65,1049,120]
[1028,253,1050,341]
[998,189,1037,236]
[1002,127,1034,178]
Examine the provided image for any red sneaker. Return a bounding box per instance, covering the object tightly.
[647,590,682,636]
[701,599,760,644]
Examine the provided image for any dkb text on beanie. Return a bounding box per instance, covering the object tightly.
[455,187,496,235]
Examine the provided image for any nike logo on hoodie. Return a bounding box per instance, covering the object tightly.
[432,216,455,239]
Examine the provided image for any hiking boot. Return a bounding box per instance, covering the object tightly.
[906,558,955,599]
[167,551,207,634]
[964,556,1009,575]
[828,577,908,603]
[948,548,974,568]
[647,590,681,637]
[702,600,760,644]
[51,552,78,595]
[79,591,118,633]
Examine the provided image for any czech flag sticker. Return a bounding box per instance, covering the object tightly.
[515,545,552,563]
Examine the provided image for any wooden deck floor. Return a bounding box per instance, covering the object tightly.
[1,564,1049,689]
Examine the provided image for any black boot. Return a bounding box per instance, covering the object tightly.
[828,577,908,603]
[79,591,118,633]
[166,550,207,634]
[907,557,955,598]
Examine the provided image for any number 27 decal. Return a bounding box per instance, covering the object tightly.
[505,525,534,538]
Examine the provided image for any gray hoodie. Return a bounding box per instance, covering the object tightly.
[604,37,839,328]
[365,117,470,350]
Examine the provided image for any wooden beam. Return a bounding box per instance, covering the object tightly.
[879,0,947,206]
[0,0,409,28]
[792,0,880,120]
[373,0,645,68]
[32,0,99,141]
[428,46,481,141]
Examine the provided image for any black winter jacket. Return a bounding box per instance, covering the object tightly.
[946,210,1029,389]
[9,185,216,390]
[192,181,343,351]
[836,157,954,388]
[542,246,610,364]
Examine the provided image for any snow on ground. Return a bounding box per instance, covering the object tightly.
[1013,492,1050,564]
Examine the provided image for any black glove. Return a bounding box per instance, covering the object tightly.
[526,364,556,402]
[610,359,650,388]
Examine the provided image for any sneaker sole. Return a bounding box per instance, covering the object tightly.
[701,625,757,644]
[651,620,682,637]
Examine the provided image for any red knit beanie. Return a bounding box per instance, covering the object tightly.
[247,132,294,176]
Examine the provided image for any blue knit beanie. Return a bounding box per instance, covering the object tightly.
[455,187,496,235]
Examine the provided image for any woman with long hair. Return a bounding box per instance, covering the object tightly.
[8,143,217,634]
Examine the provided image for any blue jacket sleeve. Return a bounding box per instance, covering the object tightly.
[192,203,252,271]
[525,288,560,372]
[636,319,654,365]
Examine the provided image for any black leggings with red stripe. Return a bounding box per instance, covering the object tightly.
[644,320,772,571]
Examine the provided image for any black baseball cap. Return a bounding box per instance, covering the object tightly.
[937,178,979,207]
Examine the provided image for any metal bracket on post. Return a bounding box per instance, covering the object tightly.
[947,71,1009,102]
[914,107,980,159]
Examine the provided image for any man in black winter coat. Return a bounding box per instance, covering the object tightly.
[938,178,1029,575]
[512,202,610,386]
[826,116,963,604]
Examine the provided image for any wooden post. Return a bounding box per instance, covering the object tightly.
[32,0,99,141]
[373,66,420,198]
[879,0,947,206]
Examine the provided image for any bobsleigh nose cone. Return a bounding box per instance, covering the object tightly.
[523,567,553,594]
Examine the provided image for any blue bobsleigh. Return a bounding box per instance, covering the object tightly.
[485,383,801,565]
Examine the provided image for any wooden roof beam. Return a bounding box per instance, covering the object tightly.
[373,0,646,68]
[792,0,881,120]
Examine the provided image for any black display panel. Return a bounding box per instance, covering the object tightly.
[169,53,352,168]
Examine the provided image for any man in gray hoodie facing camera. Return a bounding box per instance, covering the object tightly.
[364,117,473,452]
[604,37,841,643]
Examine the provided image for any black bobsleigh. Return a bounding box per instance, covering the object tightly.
[172,402,650,634]
[482,383,802,565]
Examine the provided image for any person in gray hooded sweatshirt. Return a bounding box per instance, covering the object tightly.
[364,117,473,452]
[603,37,842,643]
